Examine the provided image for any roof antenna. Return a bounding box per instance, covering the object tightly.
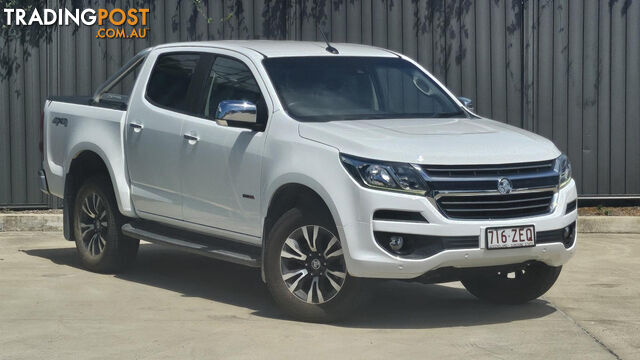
[319,29,339,54]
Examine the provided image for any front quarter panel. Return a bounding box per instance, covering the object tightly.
[261,113,366,269]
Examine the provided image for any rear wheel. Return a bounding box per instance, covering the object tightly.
[73,177,139,273]
[264,207,361,322]
[461,262,562,304]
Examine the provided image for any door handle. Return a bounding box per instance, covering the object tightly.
[129,122,144,133]
[183,133,200,144]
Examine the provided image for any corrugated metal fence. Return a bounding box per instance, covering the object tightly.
[1,0,639,208]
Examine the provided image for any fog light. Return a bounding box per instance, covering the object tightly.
[562,224,576,248]
[389,236,404,252]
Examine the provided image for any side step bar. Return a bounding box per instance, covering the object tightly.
[122,222,261,268]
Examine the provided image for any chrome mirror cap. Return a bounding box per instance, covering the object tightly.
[457,96,474,111]
[215,100,257,125]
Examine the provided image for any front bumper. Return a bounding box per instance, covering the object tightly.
[338,179,578,279]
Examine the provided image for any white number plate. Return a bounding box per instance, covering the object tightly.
[486,226,535,249]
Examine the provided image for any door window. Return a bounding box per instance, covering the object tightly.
[146,53,201,113]
[202,56,267,123]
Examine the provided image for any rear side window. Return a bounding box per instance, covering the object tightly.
[146,53,200,113]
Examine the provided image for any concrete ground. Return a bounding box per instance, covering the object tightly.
[0,232,638,359]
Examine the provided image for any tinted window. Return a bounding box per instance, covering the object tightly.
[202,56,267,123]
[147,53,200,113]
[263,57,464,121]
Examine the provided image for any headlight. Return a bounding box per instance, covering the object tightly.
[340,154,428,195]
[555,154,572,188]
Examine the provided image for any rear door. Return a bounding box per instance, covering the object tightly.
[125,51,206,220]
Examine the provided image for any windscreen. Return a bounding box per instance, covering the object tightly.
[263,56,465,121]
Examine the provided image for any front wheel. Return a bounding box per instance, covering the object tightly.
[461,262,562,304]
[264,207,361,323]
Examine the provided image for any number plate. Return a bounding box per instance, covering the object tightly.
[486,225,535,249]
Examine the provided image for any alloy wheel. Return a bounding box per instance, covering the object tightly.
[280,225,346,304]
[78,192,109,257]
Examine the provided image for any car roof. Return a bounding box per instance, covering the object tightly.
[154,40,400,58]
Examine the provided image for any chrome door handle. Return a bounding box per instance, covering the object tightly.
[183,133,200,144]
[129,122,144,133]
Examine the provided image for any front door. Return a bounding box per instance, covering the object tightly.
[180,54,269,239]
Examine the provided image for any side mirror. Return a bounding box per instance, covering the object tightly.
[457,96,474,112]
[215,100,257,126]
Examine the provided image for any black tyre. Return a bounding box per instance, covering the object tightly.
[461,262,562,304]
[73,176,139,273]
[264,207,361,323]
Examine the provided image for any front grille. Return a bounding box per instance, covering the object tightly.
[422,160,555,178]
[536,228,565,244]
[436,191,555,219]
[442,236,481,249]
[422,160,559,220]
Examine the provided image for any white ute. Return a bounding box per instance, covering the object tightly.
[41,41,577,322]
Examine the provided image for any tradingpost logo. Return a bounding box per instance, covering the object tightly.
[2,7,150,39]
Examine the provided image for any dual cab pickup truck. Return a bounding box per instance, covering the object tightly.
[41,40,577,322]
